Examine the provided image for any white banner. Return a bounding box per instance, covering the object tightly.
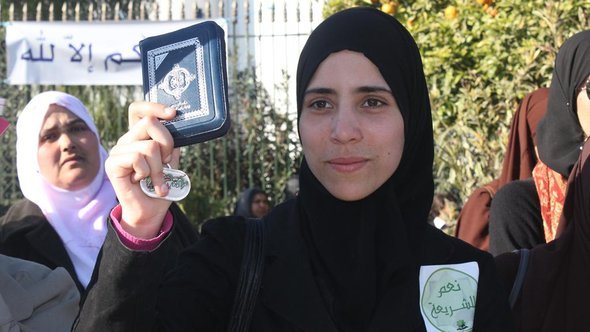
[5,19,227,86]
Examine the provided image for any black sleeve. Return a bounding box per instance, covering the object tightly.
[74,218,177,332]
[74,215,246,332]
[473,253,515,332]
[493,251,520,298]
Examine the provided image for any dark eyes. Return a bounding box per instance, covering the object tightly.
[70,124,89,133]
[39,124,89,143]
[309,100,333,109]
[362,98,386,107]
[307,98,386,110]
[40,133,57,142]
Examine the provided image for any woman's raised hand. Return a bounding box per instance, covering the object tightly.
[105,102,180,239]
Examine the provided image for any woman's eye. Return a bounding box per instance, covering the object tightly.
[70,125,88,133]
[363,98,385,107]
[309,100,333,109]
[40,133,57,142]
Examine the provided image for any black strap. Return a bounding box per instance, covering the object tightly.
[227,218,266,332]
[509,248,530,308]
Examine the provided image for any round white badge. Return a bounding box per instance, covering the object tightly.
[139,166,191,201]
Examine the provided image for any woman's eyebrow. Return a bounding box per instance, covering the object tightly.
[304,86,393,96]
[304,87,336,95]
[40,119,86,133]
[39,124,58,133]
[66,119,87,127]
[356,86,392,94]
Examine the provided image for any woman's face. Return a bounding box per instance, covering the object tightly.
[250,192,270,218]
[299,50,405,201]
[577,77,590,139]
[37,104,100,191]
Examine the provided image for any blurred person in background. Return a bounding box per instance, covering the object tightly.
[428,192,458,232]
[233,188,271,219]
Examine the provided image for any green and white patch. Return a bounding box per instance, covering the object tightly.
[419,262,479,332]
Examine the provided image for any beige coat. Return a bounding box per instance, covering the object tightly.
[0,255,79,332]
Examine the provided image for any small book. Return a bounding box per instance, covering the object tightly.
[139,20,230,147]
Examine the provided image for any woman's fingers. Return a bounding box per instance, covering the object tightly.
[169,148,181,168]
[118,116,175,165]
[108,141,169,197]
[107,102,181,199]
[128,101,176,128]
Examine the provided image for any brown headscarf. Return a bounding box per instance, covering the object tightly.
[455,88,549,250]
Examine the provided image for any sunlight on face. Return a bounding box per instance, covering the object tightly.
[577,77,590,139]
[299,50,404,201]
[37,105,100,191]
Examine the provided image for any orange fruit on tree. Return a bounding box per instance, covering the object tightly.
[381,2,398,15]
[444,5,458,20]
[483,0,494,5]
[486,7,498,17]
[475,0,485,4]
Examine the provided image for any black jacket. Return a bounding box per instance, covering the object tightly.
[0,199,198,294]
[76,199,512,331]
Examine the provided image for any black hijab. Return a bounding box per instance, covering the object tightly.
[295,7,434,331]
[233,188,265,218]
[536,30,590,177]
[513,128,590,331]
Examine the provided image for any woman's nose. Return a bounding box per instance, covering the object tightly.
[330,106,362,143]
[59,133,76,151]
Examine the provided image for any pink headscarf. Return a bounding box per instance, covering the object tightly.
[16,91,116,288]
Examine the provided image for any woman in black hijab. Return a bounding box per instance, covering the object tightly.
[233,188,270,218]
[489,30,590,255]
[76,8,512,331]
[494,30,590,332]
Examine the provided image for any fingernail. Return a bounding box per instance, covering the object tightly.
[159,182,169,195]
[164,107,176,115]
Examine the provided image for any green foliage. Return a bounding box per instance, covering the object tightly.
[322,0,366,18]
[323,0,590,205]
[0,0,300,229]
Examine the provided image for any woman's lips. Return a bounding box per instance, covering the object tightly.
[62,155,84,165]
[327,157,368,172]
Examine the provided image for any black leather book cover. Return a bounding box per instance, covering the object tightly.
[140,20,230,147]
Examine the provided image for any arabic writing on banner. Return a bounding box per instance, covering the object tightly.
[5,19,227,85]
